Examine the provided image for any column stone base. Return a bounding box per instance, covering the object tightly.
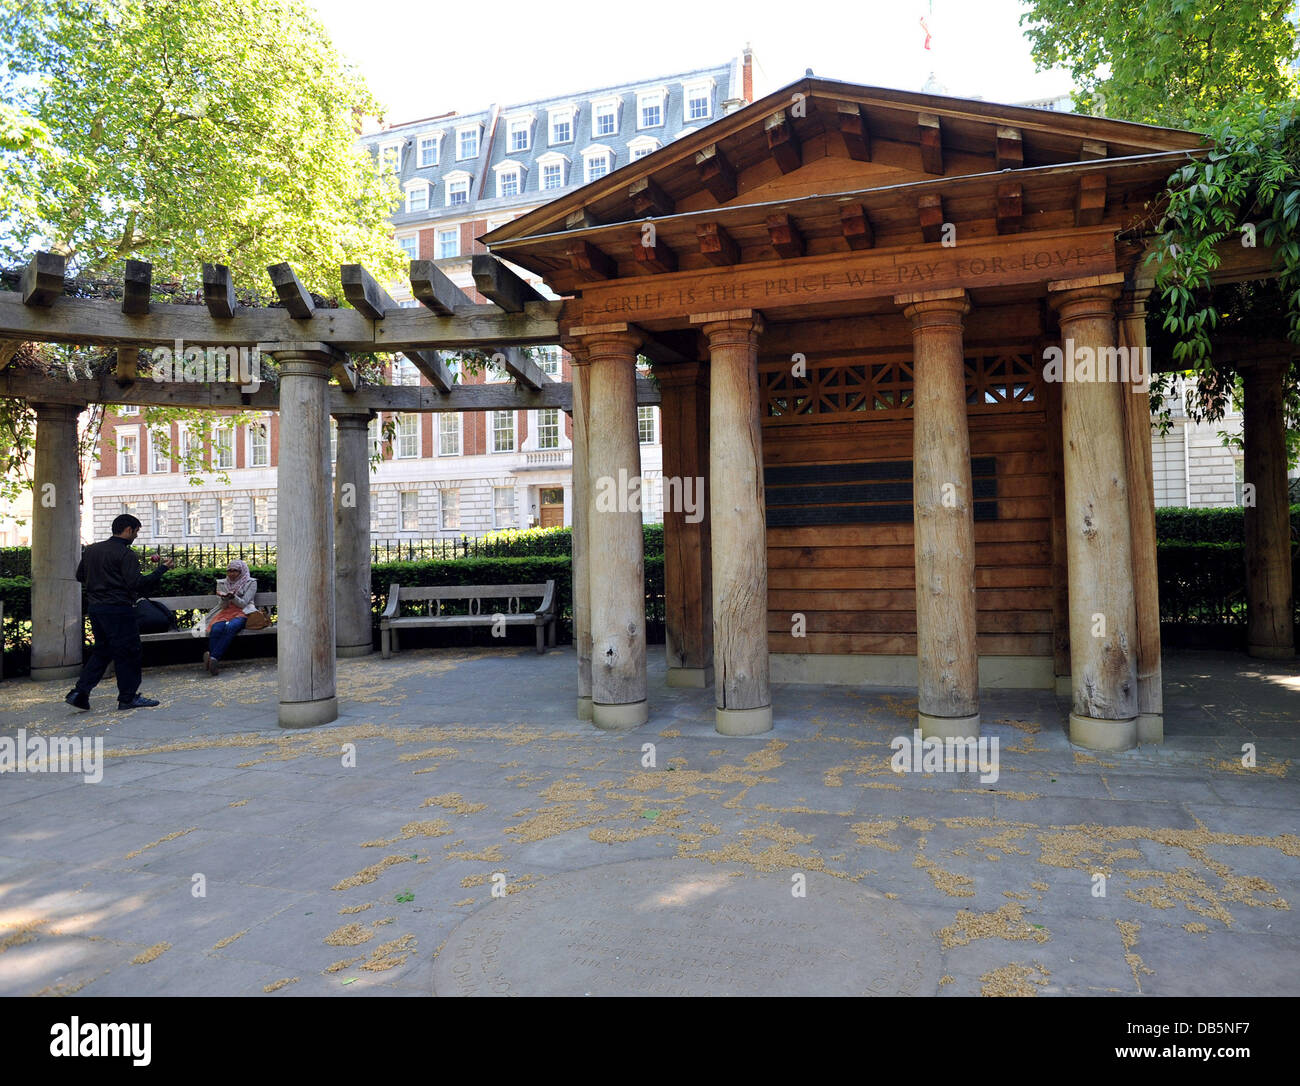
[666,666,714,689]
[592,700,647,729]
[336,643,373,659]
[279,696,339,729]
[917,711,981,740]
[1248,643,1295,660]
[577,696,593,721]
[30,663,84,683]
[716,705,772,736]
[1137,713,1164,746]
[1069,712,1137,752]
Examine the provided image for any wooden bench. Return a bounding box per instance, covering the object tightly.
[380,582,556,658]
[138,592,278,644]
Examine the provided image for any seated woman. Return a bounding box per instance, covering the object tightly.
[202,559,257,675]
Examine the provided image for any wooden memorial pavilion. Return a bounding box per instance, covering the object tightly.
[2,76,1289,753]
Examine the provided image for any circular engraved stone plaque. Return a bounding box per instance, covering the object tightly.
[433,859,942,996]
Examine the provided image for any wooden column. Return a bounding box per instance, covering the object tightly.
[898,289,980,739]
[572,324,648,728]
[1118,290,1164,741]
[692,310,770,736]
[1049,278,1139,750]
[657,362,714,688]
[333,405,373,658]
[29,402,84,681]
[563,337,594,720]
[1241,355,1295,659]
[271,344,339,727]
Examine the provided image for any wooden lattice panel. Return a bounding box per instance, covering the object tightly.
[762,352,1040,423]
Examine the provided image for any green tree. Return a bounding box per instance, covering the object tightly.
[0,0,407,510]
[1020,0,1299,129]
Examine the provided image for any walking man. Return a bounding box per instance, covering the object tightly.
[65,513,175,711]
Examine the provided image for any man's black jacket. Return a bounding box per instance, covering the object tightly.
[76,536,167,609]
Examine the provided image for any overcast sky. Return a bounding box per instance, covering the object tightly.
[306,0,1073,126]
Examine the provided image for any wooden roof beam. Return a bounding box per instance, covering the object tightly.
[766,213,804,259]
[1080,140,1108,160]
[201,262,238,319]
[629,177,674,217]
[1075,173,1106,227]
[996,181,1023,234]
[696,221,740,266]
[341,262,453,391]
[695,144,737,203]
[21,252,64,307]
[472,254,544,313]
[995,126,1023,171]
[267,262,316,320]
[566,208,600,231]
[567,239,616,282]
[836,102,871,161]
[840,203,874,250]
[918,194,945,244]
[633,236,677,274]
[764,110,801,174]
[410,259,471,316]
[122,260,152,315]
[918,113,943,175]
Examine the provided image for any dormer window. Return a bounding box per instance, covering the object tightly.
[444,169,471,206]
[494,160,524,198]
[637,87,668,129]
[418,133,442,168]
[628,136,659,161]
[537,151,569,191]
[684,78,715,122]
[404,180,429,213]
[506,114,533,153]
[548,104,576,145]
[582,144,613,183]
[378,140,402,172]
[456,124,481,160]
[591,96,620,137]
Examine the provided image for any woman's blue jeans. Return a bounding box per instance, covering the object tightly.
[209,616,246,661]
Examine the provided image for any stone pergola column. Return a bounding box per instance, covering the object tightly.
[29,401,84,681]
[1049,278,1139,750]
[332,404,373,658]
[271,344,339,727]
[897,289,980,739]
[562,337,594,720]
[657,362,714,688]
[1241,355,1295,659]
[1118,289,1164,742]
[691,310,770,736]
[571,324,647,729]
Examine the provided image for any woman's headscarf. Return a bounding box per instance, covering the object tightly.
[222,559,251,596]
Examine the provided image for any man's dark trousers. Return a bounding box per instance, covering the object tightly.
[72,605,143,704]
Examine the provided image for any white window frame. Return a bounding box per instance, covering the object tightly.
[217,496,236,536]
[185,498,202,537]
[548,104,576,145]
[637,87,667,130]
[492,486,516,529]
[148,429,170,474]
[628,136,659,160]
[535,346,561,378]
[591,96,620,137]
[435,226,458,259]
[638,405,658,445]
[378,140,402,172]
[418,133,442,168]
[537,151,568,191]
[684,78,715,123]
[444,170,471,206]
[535,408,560,450]
[394,413,419,459]
[368,416,383,458]
[151,500,168,537]
[582,144,613,183]
[213,423,235,470]
[455,124,480,160]
[439,488,460,530]
[399,489,420,532]
[438,412,462,457]
[392,357,420,386]
[116,427,140,475]
[251,495,269,536]
[491,410,516,453]
[485,355,510,383]
[505,113,533,153]
[118,404,139,416]
[397,234,418,260]
[404,181,430,213]
[494,161,523,199]
[329,418,338,464]
[248,419,270,468]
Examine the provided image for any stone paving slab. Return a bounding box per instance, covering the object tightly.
[1,644,1297,996]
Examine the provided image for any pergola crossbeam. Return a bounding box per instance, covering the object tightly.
[22,252,64,307]
[202,262,238,318]
[268,262,317,319]
[471,254,544,313]
[122,260,152,315]
[410,259,471,316]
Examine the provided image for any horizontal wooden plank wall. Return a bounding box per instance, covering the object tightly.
[762,336,1051,658]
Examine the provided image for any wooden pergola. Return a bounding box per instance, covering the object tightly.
[2,76,1291,750]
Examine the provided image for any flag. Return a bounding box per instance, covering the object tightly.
[919,16,932,50]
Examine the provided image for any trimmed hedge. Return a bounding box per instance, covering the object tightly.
[0,548,30,578]
[1157,505,1300,544]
